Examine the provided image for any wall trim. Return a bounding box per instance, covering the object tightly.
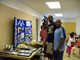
[0,0,43,19]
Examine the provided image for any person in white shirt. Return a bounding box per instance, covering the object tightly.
[66,33,74,57]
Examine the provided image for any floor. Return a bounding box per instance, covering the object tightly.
[63,47,79,60]
[45,47,79,60]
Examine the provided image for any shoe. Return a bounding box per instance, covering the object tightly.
[73,53,76,55]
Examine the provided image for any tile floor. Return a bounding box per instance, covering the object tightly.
[44,47,79,60]
[63,47,79,60]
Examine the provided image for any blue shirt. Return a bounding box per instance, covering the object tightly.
[54,27,66,51]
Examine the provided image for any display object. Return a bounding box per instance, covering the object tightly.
[14,17,32,48]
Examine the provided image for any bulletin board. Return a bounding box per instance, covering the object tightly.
[14,17,32,48]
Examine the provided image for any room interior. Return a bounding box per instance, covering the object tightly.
[0,0,80,60]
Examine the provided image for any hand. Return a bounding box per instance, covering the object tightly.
[56,48,60,51]
[43,42,46,46]
[51,43,53,49]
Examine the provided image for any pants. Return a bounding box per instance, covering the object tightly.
[45,42,53,60]
[46,42,53,55]
[66,46,72,55]
[43,45,47,54]
[54,51,64,60]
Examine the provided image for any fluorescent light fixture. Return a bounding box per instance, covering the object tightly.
[45,2,61,9]
[55,13,63,17]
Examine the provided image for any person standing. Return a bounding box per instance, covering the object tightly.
[40,21,47,53]
[66,33,74,57]
[54,19,66,60]
[71,32,76,55]
[45,15,56,60]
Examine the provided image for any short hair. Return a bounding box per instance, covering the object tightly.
[56,19,61,22]
[56,19,62,24]
[48,15,53,19]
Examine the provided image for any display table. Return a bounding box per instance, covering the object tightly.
[0,48,42,60]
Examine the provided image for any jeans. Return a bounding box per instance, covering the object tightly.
[54,51,64,60]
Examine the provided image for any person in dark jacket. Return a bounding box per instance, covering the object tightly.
[45,15,56,60]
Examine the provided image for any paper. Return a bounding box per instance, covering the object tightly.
[26,21,30,26]
[21,33,24,38]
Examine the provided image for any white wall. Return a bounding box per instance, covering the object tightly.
[38,19,42,41]
[76,21,80,35]
[75,17,80,35]
[0,0,44,41]
[0,0,43,19]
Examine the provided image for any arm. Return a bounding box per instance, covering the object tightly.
[57,28,66,51]
[40,30,42,37]
[57,38,65,51]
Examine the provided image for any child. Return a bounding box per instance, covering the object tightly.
[71,32,76,55]
[66,33,74,57]
[77,35,80,58]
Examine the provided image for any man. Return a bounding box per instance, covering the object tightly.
[45,15,56,60]
[54,19,66,60]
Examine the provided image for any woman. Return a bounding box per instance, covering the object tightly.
[40,21,47,53]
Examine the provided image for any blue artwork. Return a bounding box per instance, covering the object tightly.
[14,17,32,48]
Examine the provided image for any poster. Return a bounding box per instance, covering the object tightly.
[14,17,32,48]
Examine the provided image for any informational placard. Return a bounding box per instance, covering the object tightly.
[14,17,32,48]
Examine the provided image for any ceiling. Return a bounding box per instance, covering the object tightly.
[19,0,80,19]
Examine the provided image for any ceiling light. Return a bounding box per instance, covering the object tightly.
[55,13,63,17]
[45,2,61,9]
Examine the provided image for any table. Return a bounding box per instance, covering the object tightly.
[0,48,41,60]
